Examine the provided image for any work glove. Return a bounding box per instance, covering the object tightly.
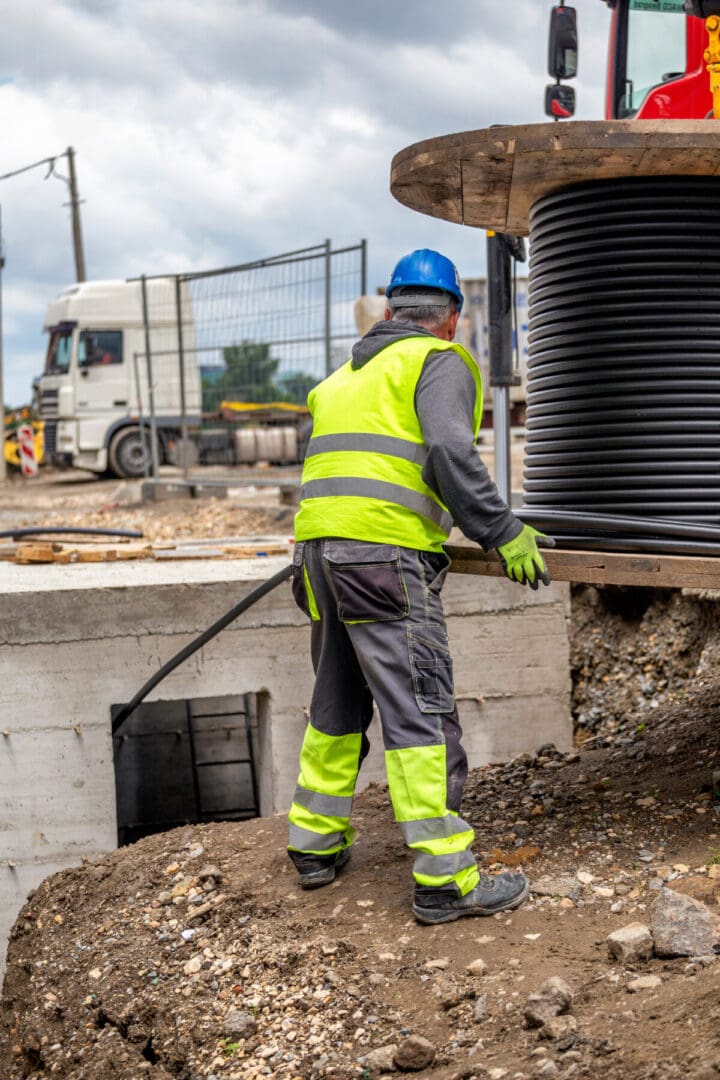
[496,524,554,590]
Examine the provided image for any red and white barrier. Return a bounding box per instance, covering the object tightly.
[17,424,38,478]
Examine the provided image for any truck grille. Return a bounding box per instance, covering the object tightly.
[40,388,59,419]
[43,421,57,458]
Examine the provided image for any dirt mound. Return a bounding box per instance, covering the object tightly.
[3,679,720,1080]
[571,584,720,743]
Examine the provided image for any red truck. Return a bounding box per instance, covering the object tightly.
[547,1,718,121]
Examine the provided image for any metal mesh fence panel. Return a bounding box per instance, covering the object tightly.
[134,241,365,474]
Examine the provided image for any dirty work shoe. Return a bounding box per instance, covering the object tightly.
[292,847,351,890]
[412,871,530,925]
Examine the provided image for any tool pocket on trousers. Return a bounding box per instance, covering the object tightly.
[323,541,410,622]
[408,623,455,713]
[291,542,312,618]
[420,550,452,593]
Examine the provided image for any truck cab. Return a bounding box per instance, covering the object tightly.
[604,0,712,119]
[38,279,200,477]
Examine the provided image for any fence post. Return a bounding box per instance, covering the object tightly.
[324,238,332,378]
[174,275,190,481]
[140,275,160,479]
[132,352,149,479]
[360,237,368,298]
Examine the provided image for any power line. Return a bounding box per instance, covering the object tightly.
[0,154,60,183]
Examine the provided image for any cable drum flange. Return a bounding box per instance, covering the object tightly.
[522,175,720,554]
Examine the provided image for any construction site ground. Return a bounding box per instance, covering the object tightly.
[3,466,720,1080]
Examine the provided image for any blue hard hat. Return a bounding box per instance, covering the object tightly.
[386,248,464,313]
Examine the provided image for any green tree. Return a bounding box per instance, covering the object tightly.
[203,341,281,407]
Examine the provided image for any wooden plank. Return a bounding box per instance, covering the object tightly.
[445,542,720,591]
[390,120,720,234]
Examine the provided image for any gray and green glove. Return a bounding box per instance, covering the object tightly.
[496,524,554,589]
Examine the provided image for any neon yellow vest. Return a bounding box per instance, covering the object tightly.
[294,335,483,552]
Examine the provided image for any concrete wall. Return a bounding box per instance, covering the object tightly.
[0,556,570,979]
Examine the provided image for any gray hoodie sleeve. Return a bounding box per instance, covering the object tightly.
[415,350,523,551]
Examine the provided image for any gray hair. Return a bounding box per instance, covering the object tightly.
[387,286,458,331]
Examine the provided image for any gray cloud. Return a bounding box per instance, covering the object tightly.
[0,0,611,404]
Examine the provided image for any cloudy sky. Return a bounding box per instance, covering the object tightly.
[0,0,610,405]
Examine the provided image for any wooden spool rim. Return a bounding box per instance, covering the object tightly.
[390,120,720,236]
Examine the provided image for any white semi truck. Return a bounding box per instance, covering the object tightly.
[37,278,201,478]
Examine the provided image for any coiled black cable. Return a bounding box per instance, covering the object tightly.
[522,176,720,553]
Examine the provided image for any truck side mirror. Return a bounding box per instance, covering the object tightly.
[548,5,578,80]
[545,84,576,119]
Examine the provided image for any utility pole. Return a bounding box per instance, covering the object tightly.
[66,147,86,282]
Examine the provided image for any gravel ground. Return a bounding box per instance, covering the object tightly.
[3,469,720,1079]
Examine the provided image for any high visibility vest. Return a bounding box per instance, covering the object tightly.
[294,335,484,551]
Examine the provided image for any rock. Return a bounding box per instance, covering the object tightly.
[523,977,574,1028]
[536,1061,559,1077]
[627,975,662,993]
[473,995,490,1022]
[359,1044,398,1073]
[532,876,581,900]
[651,887,720,958]
[539,1014,578,1041]
[708,864,720,881]
[393,1035,436,1071]
[576,871,594,885]
[224,1009,257,1039]
[466,958,487,976]
[182,956,203,975]
[424,957,449,971]
[197,864,222,882]
[606,923,654,963]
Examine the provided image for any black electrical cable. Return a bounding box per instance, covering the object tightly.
[111,563,293,736]
[523,176,720,549]
[0,526,144,540]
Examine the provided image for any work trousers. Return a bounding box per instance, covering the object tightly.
[288,538,480,897]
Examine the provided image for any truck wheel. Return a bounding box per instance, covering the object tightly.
[108,426,155,478]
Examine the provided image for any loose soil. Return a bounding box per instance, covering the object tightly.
[3,470,720,1079]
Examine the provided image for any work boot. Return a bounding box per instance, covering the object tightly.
[412,870,530,925]
[290,846,351,889]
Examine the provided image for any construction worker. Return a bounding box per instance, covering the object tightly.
[288,248,552,924]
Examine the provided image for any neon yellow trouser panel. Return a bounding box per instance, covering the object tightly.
[386,743,479,895]
[288,723,360,855]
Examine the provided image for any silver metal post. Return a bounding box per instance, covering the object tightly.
[492,385,512,504]
[324,238,332,378]
[140,276,160,478]
[174,275,189,481]
[0,207,5,483]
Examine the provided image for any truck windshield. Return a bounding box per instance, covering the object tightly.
[619,0,686,117]
[45,324,75,375]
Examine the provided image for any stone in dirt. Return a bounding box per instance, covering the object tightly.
[466,957,488,976]
[532,875,581,900]
[224,1008,257,1039]
[360,1044,398,1072]
[627,975,662,993]
[607,923,654,963]
[651,887,720,958]
[539,1014,578,1041]
[393,1034,436,1070]
[523,976,574,1028]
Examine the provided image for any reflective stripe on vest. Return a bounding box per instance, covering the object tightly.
[305,432,428,466]
[300,477,453,533]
